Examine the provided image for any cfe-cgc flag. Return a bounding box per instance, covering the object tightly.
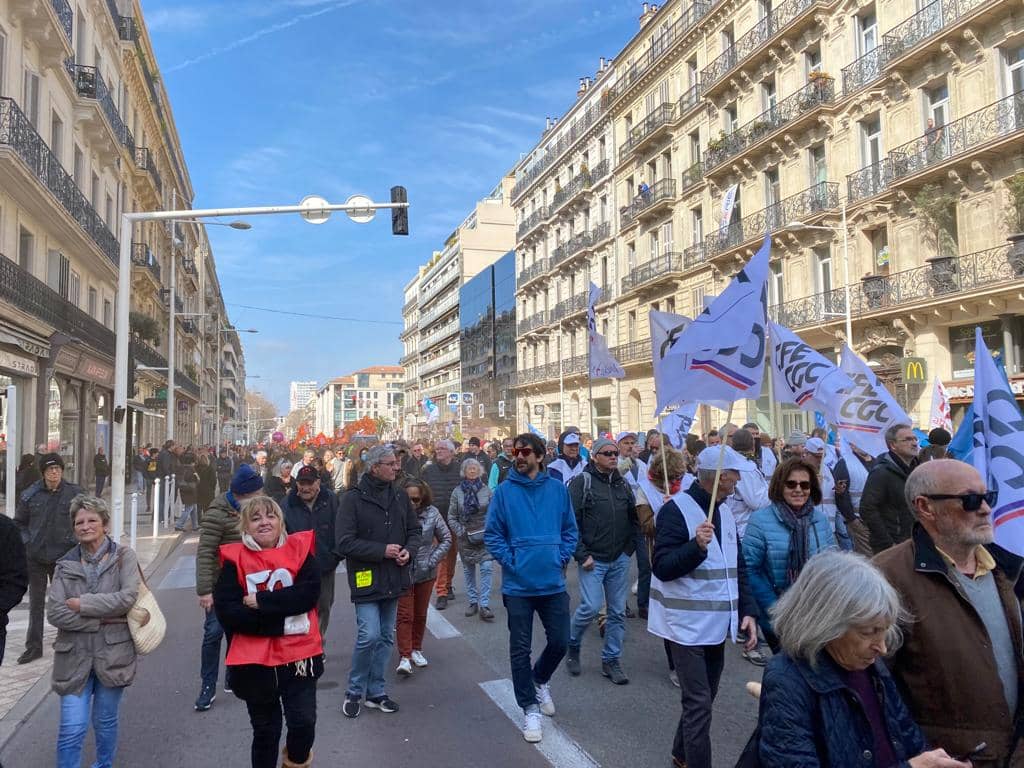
[929,376,953,432]
[588,283,625,379]
[971,327,1024,554]
[831,346,911,457]
[659,404,698,448]
[768,320,853,413]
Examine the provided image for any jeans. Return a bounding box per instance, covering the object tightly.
[25,559,55,654]
[346,598,398,699]
[396,579,434,657]
[200,608,226,689]
[570,552,630,661]
[635,533,651,610]
[94,475,107,496]
[57,671,125,768]
[133,470,145,493]
[244,665,317,768]
[503,591,570,711]
[462,559,493,608]
[175,503,198,530]
[668,641,726,768]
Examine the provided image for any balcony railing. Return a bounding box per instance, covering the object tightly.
[620,178,678,228]
[421,320,459,350]
[611,338,652,365]
[69,64,131,150]
[620,102,676,158]
[706,181,839,257]
[517,310,551,336]
[551,171,591,211]
[590,220,612,245]
[130,339,166,371]
[702,0,819,90]
[131,243,161,282]
[133,147,163,195]
[705,77,835,170]
[0,253,114,353]
[517,206,549,239]
[177,371,200,398]
[680,160,704,194]
[401,296,418,315]
[512,101,608,201]
[847,158,894,202]
[51,0,73,40]
[770,244,1024,328]
[887,92,1024,182]
[621,252,683,294]
[551,231,592,268]
[417,267,459,307]
[0,98,119,265]
[518,258,550,286]
[552,292,588,322]
[590,158,610,181]
[684,241,710,270]
[419,348,461,377]
[677,82,702,116]
[418,292,459,327]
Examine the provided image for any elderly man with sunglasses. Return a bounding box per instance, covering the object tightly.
[875,459,1024,768]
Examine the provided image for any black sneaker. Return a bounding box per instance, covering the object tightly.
[16,648,41,665]
[566,646,581,677]
[194,684,216,711]
[435,595,448,611]
[365,695,399,713]
[601,660,629,685]
[342,695,361,718]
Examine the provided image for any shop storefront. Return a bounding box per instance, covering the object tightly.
[0,344,40,491]
[49,346,114,486]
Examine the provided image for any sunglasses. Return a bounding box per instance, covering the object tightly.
[924,491,998,511]
[513,447,536,458]
[596,450,619,458]
[784,480,812,491]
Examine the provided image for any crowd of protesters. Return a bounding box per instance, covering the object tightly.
[0,416,1015,768]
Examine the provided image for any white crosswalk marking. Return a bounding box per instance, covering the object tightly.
[158,554,196,590]
[426,605,461,639]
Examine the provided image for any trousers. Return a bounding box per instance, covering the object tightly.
[243,666,317,768]
[668,641,726,768]
[503,591,570,711]
[25,558,55,654]
[396,579,435,657]
[56,671,125,768]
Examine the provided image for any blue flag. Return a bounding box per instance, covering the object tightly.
[947,404,975,463]
[527,423,546,438]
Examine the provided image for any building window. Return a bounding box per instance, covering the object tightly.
[1004,45,1024,95]
[46,250,69,299]
[814,246,833,294]
[768,261,784,306]
[88,287,97,317]
[925,82,950,131]
[858,9,877,55]
[724,103,738,132]
[761,78,777,115]
[666,296,676,314]
[861,116,882,166]
[805,46,822,76]
[73,145,84,190]
[689,131,701,164]
[22,69,39,127]
[691,285,706,314]
[69,270,80,307]
[103,299,112,327]
[691,208,703,244]
[809,144,827,186]
[628,310,637,342]
[91,173,100,209]
[50,111,64,161]
[0,27,7,97]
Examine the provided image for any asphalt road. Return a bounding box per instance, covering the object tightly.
[1,537,761,767]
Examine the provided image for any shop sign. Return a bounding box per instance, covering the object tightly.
[901,357,928,383]
[144,397,167,409]
[0,348,38,376]
[75,356,113,387]
[945,378,1024,402]
[533,404,544,415]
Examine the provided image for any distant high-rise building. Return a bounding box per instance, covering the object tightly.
[290,381,318,413]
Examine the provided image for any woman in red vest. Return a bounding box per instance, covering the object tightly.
[215,496,322,768]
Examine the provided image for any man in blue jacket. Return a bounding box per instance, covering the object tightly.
[485,432,578,745]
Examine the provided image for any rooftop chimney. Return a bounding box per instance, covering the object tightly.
[639,1,656,27]
[577,77,587,98]
[599,56,606,72]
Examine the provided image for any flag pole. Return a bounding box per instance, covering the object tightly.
[707,401,735,522]
[654,409,672,502]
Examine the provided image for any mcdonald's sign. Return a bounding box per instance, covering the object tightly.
[901,357,928,383]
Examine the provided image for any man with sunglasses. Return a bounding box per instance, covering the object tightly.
[484,433,578,744]
[861,423,921,554]
[875,459,1023,767]
[565,438,638,685]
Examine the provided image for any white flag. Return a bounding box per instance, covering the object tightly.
[768,320,854,413]
[659,404,698,448]
[831,346,911,457]
[719,183,738,236]
[587,283,624,379]
[929,376,952,432]
[971,327,1024,555]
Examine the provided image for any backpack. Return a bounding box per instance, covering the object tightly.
[147,459,157,473]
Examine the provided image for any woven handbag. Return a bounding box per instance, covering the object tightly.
[127,563,166,655]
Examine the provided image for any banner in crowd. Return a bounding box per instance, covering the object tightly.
[719,183,738,235]
[659,403,698,448]
[527,423,545,438]
[423,397,439,424]
[832,346,912,456]
[930,376,953,431]
[971,327,1024,554]
[768,320,854,414]
[588,282,625,379]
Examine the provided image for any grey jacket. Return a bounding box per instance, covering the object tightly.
[47,542,141,696]
[15,480,83,563]
[413,505,452,584]
[449,484,493,566]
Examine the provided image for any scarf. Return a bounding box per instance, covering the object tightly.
[774,500,816,585]
[81,536,114,593]
[241,530,287,551]
[459,478,483,522]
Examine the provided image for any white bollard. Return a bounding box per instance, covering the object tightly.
[152,477,161,538]
[130,492,138,551]
[168,473,177,526]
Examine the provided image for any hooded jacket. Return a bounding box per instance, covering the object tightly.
[567,463,638,564]
[860,451,919,553]
[15,479,83,562]
[195,492,243,596]
[281,485,341,575]
[484,467,578,598]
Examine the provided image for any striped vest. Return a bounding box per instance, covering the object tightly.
[648,493,740,646]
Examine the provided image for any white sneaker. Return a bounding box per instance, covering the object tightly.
[669,670,680,688]
[631,579,639,595]
[535,682,555,716]
[411,650,429,667]
[396,657,413,677]
[522,709,543,743]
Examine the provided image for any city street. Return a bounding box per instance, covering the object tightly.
[1,536,761,767]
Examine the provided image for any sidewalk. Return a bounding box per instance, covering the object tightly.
[0,504,187,748]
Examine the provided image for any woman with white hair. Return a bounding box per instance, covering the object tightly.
[265,459,294,504]
[757,550,971,768]
[448,458,495,621]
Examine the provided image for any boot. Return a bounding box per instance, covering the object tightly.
[281,746,312,768]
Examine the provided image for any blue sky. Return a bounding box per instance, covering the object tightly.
[145,0,636,412]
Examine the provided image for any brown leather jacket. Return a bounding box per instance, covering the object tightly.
[874,525,1024,768]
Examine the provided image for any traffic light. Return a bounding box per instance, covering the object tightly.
[391,186,408,236]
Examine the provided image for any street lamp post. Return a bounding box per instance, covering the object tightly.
[786,200,852,343]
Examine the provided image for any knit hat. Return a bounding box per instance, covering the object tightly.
[786,430,808,447]
[39,452,63,471]
[230,463,264,495]
[591,438,617,456]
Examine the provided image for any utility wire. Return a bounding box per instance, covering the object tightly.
[225,302,404,325]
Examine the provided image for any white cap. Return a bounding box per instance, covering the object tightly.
[695,445,746,472]
[804,437,826,454]
[615,431,637,443]
[563,433,581,446]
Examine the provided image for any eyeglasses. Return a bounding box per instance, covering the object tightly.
[897,436,920,443]
[784,480,812,491]
[513,447,535,458]
[378,460,399,467]
[596,451,619,458]
[923,491,998,511]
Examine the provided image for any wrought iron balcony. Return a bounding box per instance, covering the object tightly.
[888,92,1024,183]
[705,77,835,171]
[590,220,612,246]
[131,243,161,283]
[517,258,550,287]
[117,14,136,41]
[621,178,678,227]
[683,241,710,270]
[551,171,592,212]
[550,231,593,269]
[51,0,73,40]
[182,256,199,278]
[680,160,704,195]
[517,206,549,239]
[517,310,551,336]
[677,82,702,118]
[619,103,676,159]
[621,252,683,294]
[841,46,892,95]
[611,338,653,365]
[706,181,838,257]
[401,296,418,315]
[702,0,820,92]
[770,243,1024,328]
[847,158,893,203]
[69,64,131,150]
[0,98,119,265]
[133,147,162,196]
[0,253,114,353]
[177,371,200,398]
[180,318,198,335]
[590,158,610,182]
[551,293,588,322]
[130,339,166,371]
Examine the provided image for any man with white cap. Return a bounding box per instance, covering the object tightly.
[649,444,758,768]
[547,430,585,486]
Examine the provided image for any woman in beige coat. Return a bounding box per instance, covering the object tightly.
[47,494,140,768]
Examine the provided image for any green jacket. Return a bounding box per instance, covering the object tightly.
[195,493,242,596]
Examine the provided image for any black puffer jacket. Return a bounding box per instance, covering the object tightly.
[281,486,341,574]
[14,480,83,562]
[568,464,638,564]
[860,452,918,553]
[420,459,462,520]
[335,474,421,603]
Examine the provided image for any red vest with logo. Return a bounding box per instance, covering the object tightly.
[219,530,323,667]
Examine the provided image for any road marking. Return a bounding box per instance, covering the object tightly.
[158,554,196,590]
[426,606,461,639]
[479,678,601,768]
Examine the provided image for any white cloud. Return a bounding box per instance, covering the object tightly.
[146,7,211,32]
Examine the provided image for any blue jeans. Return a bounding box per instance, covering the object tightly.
[94,475,106,496]
[346,598,398,699]
[176,503,198,530]
[635,533,651,610]
[570,552,630,661]
[201,608,226,689]
[462,560,494,608]
[57,671,125,768]
[503,591,570,711]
